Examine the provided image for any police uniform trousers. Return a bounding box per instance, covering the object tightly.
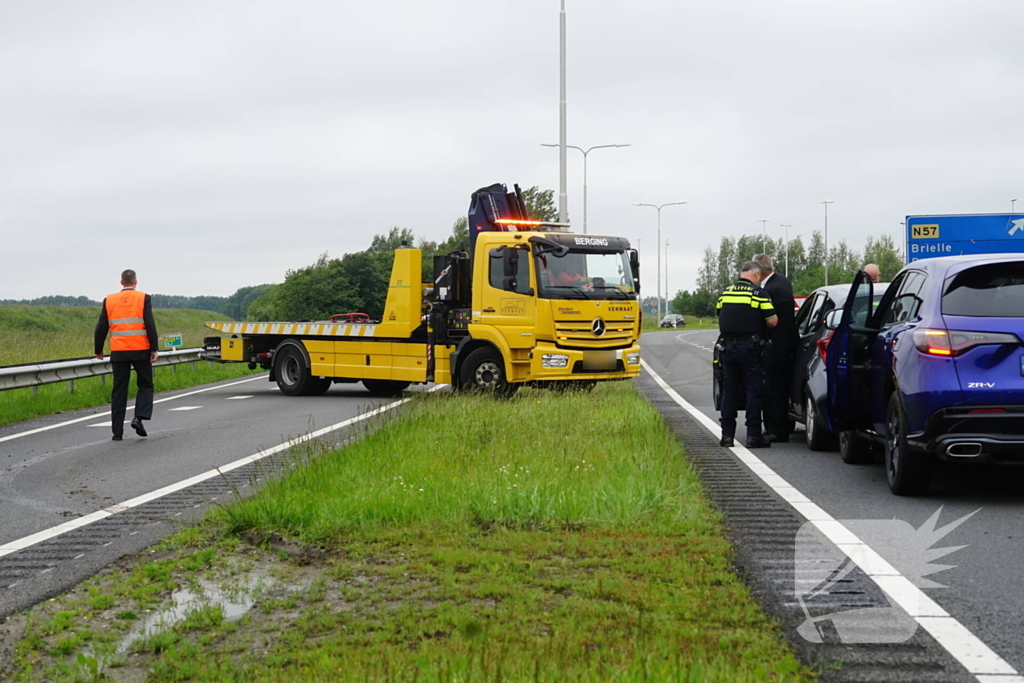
[719,342,766,440]
[110,350,154,436]
[763,349,794,438]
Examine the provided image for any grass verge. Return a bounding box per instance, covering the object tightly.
[1,382,814,682]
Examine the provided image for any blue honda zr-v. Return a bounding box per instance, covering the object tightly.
[825,255,1024,495]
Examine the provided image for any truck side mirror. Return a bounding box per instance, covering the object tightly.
[629,249,641,293]
[504,248,519,278]
[502,276,518,291]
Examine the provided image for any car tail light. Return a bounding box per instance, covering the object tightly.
[968,408,1006,413]
[912,328,1020,357]
[816,330,834,362]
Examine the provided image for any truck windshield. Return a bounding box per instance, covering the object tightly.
[535,250,637,300]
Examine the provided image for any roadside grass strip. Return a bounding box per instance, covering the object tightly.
[2,382,814,682]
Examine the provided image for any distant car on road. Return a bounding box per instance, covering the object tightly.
[788,282,890,453]
[659,314,686,328]
[825,255,1024,495]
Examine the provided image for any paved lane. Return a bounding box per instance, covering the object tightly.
[642,328,1024,675]
[0,375,404,546]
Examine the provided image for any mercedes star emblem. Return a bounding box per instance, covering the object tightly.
[592,318,607,337]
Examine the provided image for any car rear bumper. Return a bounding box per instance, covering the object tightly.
[909,406,1024,463]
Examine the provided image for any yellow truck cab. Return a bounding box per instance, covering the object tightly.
[202,182,642,396]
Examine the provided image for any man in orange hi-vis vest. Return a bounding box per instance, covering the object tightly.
[94,269,159,441]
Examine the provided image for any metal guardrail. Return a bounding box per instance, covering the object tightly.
[0,348,207,392]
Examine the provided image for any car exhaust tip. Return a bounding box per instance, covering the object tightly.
[946,442,983,457]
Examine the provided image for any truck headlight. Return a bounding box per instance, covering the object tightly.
[626,352,640,365]
[541,354,569,368]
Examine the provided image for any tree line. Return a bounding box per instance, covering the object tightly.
[0,186,559,322]
[671,231,904,317]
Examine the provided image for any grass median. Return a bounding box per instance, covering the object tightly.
[3,382,814,682]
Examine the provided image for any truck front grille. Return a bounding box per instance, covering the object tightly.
[553,319,636,348]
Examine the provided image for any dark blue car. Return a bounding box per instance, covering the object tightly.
[826,255,1024,495]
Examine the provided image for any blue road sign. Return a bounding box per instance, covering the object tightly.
[906,213,1024,262]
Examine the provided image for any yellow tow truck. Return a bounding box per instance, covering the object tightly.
[202,183,643,395]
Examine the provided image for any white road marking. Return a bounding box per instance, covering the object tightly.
[226,395,253,400]
[168,406,202,411]
[0,375,267,445]
[0,392,424,560]
[87,424,108,428]
[641,359,1023,682]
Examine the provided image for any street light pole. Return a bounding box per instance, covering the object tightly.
[821,201,834,286]
[634,201,686,319]
[541,143,630,233]
[759,219,769,252]
[558,0,567,224]
[779,224,793,277]
[665,239,670,312]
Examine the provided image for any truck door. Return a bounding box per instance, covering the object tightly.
[825,270,877,432]
[477,244,536,349]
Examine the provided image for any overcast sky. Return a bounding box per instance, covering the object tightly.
[3,0,1024,302]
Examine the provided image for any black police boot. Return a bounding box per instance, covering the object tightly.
[746,435,771,449]
[765,433,789,444]
[131,417,147,438]
[720,435,734,447]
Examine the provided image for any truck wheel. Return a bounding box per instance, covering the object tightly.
[363,379,411,396]
[804,392,833,452]
[885,393,933,495]
[275,345,320,396]
[308,377,333,396]
[459,348,518,397]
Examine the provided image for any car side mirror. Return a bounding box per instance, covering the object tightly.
[824,309,842,330]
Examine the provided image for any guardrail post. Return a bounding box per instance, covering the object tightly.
[191,361,196,371]
[69,379,75,394]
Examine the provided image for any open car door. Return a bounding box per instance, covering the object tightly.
[825,271,876,432]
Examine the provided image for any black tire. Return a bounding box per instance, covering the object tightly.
[308,377,333,396]
[805,392,832,452]
[275,345,315,396]
[459,348,518,397]
[839,430,874,464]
[548,380,596,393]
[363,379,411,396]
[885,393,933,495]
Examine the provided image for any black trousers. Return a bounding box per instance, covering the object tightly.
[719,343,765,439]
[763,352,794,438]
[111,357,154,436]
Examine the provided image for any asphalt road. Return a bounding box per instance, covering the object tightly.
[641,327,1024,675]
[0,374,402,616]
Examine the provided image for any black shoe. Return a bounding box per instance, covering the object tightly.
[112,434,123,441]
[720,435,734,447]
[765,433,789,444]
[746,436,771,449]
[131,418,148,437]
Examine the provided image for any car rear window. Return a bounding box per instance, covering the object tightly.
[943,262,1024,317]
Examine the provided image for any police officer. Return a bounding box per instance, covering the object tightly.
[95,269,159,441]
[716,260,778,448]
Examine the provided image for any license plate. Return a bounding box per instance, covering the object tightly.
[582,350,616,371]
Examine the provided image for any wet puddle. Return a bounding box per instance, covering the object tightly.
[116,578,262,655]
